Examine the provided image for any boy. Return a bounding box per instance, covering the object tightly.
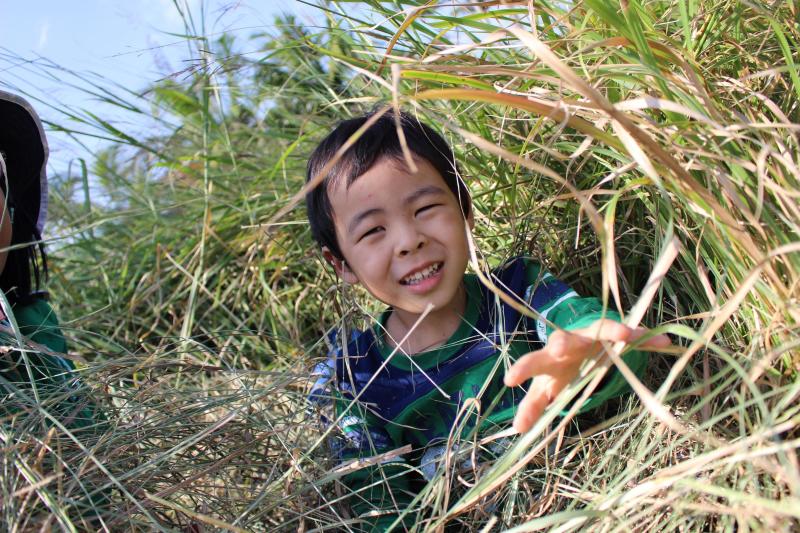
[306,110,670,531]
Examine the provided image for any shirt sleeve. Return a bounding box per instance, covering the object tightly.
[520,259,648,412]
[307,333,414,532]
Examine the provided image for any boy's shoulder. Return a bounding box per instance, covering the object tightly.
[307,256,582,413]
[308,324,382,402]
[327,255,540,351]
[328,255,537,360]
[311,257,548,362]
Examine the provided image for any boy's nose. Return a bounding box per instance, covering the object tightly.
[396,226,427,256]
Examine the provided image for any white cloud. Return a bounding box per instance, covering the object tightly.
[36,21,50,50]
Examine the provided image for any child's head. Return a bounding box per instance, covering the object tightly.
[0,91,50,306]
[306,111,471,259]
[305,110,473,315]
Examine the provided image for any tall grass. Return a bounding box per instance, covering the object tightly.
[1,0,798,530]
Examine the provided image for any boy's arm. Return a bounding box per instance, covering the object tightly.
[507,260,670,432]
[523,262,645,406]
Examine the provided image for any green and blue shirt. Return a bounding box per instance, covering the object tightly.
[309,257,647,531]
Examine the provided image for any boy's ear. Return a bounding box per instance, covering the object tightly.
[322,247,360,285]
[466,207,475,230]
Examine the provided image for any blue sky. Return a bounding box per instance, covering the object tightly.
[1,1,309,171]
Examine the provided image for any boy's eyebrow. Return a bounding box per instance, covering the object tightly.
[404,185,446,205]
[347,208,383,235]
[346,185,446,235]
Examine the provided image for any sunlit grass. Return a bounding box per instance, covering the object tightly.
[0,0,797,530]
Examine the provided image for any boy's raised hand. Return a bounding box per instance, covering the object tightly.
[504,319,672,433]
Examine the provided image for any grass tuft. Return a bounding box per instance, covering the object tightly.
[1,0,798,530]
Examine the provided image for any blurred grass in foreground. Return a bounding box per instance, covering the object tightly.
[1,0,798,530]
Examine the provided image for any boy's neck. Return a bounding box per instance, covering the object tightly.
[384,283,467,355]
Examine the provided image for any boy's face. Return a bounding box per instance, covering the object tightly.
[324,156,473,316]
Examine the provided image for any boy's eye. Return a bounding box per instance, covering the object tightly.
[415,204,441,216]
[358,226,383,241]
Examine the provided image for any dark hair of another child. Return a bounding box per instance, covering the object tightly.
[0,164,47,307]
[305,111,472,260]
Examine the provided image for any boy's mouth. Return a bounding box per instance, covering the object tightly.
[400,262,443,285]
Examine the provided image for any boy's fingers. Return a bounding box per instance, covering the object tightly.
[504,328,595,387]
[573,321,672,350]
[580,319,634,343]
[546,329,569,355]
[513,376,552,433]
[504,348,559,386]
[628,328,673,349]
[504,321,672,388]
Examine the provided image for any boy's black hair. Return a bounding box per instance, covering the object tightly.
[305,110,472,260]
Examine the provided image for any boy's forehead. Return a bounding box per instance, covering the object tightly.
[327,155,434,206]
[327,156,446,216]
[324,158,384,210]
[332,155,440,193]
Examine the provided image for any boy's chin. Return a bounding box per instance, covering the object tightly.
[376,293,436,316]
[392,283,467,316]
[394,301,437,316]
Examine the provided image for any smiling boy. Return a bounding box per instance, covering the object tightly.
[306,110,670,531]
[322,153,472,355]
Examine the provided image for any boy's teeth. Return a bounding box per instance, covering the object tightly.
[403,263,442,285]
